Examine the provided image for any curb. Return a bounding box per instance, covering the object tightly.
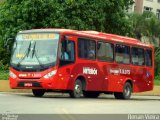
[0,80,159,95]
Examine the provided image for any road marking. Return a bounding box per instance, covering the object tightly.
[56,108,77,120]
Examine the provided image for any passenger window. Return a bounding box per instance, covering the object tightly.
[131,47,145,66]
[78,38,96,60]
[145,49,152,66]
[115,44,130,64]
[97,42,114,62]
[60,40,75,66]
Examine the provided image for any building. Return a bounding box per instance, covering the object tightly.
[130,0,160,19]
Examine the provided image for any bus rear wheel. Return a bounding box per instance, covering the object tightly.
[69,80,82,98]
[32,89,45,97]
[114,82,132,100]
[83,91,100,98]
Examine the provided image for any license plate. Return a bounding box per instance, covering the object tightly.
[24,83,32,87]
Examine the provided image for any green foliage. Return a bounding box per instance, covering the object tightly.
[128,11,160,41]
[0,39,10,67]
[154,76,160,86]
[0,60,9,70]
[57,0,134,35]
[0,70,9,80]
[155,47,160,76]
[128,12,160,77]
[0,0,134,37]
[0,0,5,4]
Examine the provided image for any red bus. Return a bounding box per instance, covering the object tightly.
[9,29,154,99]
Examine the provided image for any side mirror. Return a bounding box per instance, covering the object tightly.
[4,38,14,52]
[4,38,14,47]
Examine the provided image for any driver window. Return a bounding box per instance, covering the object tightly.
[60,40,75,66]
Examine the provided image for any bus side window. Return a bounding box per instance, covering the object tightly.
[60,40,75,66]
[115,44,130,64]
[131,47,139,65]
[78,38,96,60]
[131,47,145,66]
[138,48,145,66]
[145,49,152,66]
[97,42,114,62]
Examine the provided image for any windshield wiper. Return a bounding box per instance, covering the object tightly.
[11,42,17,55]
[17,41,31,67]
[32,42,45,69]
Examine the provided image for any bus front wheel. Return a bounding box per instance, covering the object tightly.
[32,89,45,97]
[114,82,132,100]
[69,80,82,98]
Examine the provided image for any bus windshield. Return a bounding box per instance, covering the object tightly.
[10,33,60,71]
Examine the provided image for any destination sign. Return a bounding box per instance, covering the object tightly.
[16,33,59,41]
[22,33,55,40]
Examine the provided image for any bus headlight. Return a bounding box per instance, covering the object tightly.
[44,70,57,79]
[9,71,17,79]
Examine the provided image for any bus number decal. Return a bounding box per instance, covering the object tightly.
[110,68,130,75]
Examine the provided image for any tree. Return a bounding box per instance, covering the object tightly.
[127,13,144,39]
[128,11,160,76]
[142,12,160,44]
[128,11,160,43]
[0,0,134,65]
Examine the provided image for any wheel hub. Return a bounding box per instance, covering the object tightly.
[125,86,130,96]
[75,84,81,94]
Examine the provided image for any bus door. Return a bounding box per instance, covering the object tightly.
[56,36,76,89]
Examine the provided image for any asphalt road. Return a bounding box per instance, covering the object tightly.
[0,92,160,114]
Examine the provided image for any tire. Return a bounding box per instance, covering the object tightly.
[83,91,100,98]
[32,89,45,97]
[69,80,82,98]
[114,82,132,100]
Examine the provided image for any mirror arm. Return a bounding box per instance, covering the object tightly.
[4,38,14,47]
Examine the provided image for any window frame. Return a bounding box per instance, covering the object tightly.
[115,44,131,64]
[131,46,145,66]
[144,6,153,12]
[78,37,96,61]
[97,41,114,62]
[145,49,152,67]
[59,39,76,67]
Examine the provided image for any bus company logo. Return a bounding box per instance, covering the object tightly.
[83,67,98,75]
[110,68,130,75]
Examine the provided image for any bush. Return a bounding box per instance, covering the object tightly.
[155,47,160,76]
[0,60,9,80]
[0,60,9,70]
[154,76,160,86]
[0,70,9,80]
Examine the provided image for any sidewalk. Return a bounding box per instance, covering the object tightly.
[0,80,31,92]
[0,80,159,95]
